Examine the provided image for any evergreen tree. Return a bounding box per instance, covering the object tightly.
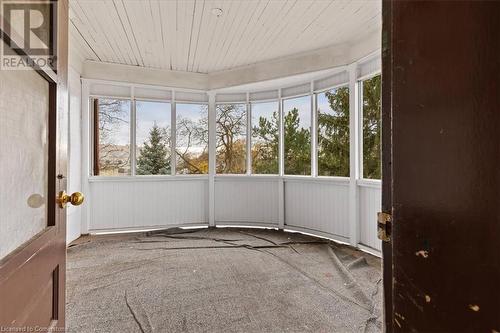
[252,108,311,175]
[252,111,279,174]
[284,108,311,175]
[318,86,350,177]
[362,75,381,179]
[136,124,170,175]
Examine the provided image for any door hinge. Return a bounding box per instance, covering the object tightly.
[377,212,392,242]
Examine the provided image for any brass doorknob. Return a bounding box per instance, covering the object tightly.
[57,191,84,208]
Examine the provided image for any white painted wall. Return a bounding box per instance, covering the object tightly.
[66,31,85,244]
[87,176,380,252]
[88,178,208,232]
[285,179,350,243]
[359,182,382,251]
[66,67,83,244]
[215,177,280,225]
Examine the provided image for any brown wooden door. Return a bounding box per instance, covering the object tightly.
[380,1,393,331]
[0,1,69,330]
[382,1,500,332]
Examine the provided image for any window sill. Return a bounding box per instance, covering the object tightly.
[88,175,209,182]
[357,179,381,188]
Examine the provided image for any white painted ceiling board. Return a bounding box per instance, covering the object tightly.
[69,0,381,74]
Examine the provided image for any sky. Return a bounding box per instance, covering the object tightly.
[176,103,207,122]
[106,100,130,146]
[316,87,343,116]
[317,92,331,116]
[175,103,208,154]
[251,101,278,125]
[282,95,312,129]
[106,101,207,147]
[136,100,171,147]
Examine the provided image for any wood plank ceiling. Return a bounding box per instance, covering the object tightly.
[70,0,380,74]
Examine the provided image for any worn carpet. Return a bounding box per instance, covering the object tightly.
[66,227,382,333]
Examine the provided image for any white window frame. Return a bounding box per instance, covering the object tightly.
[173,100,210,176]
[134,98,173,177]
[314,82,351,179]
[357,72,382,181]
[90,95,133,177]
[281,93,314,177]
[89,88,211,179]
[249,99,281,176]
[214,101,249,175]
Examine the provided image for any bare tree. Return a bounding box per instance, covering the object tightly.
[96,99,130,174]
[215,104,246,173]
[175,105,209,174]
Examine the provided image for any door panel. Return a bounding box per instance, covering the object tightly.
[383,1,500,331]
[0,54,50,260]
[0,229,60,328]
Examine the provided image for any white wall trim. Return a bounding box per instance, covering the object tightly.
[80,79,91,235]
[81,33,380,93]
[208,92,216,227]
[348,62,360,247]
[357,179,382,188]
[208,30,379,90]
[82,61,209,90]
[88,175,209,183]
[89,223,209,234]
[284,226,350,246]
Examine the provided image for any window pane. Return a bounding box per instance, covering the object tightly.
[362,75,381,179]
[176,103,209,174]
[283,96,311,175]
[95,98,131,176]
[136,101,171,175]
[216,103,247,174]
[251,101,279,174]
[317,87,350,177]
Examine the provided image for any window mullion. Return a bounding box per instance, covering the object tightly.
[348,63,360,247]
[311,82,317,178]
[91,98,98,176]
[358,81,364,179]
[278,89,284,177]
[246,93,251,175]
[130,89,136,177]
[171,92,176,176]
[208,93,216,227]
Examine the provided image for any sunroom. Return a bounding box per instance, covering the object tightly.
[69,1,382,248]
[2,0,498,332]
[64,1,383,330]
[4,0,384,331]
